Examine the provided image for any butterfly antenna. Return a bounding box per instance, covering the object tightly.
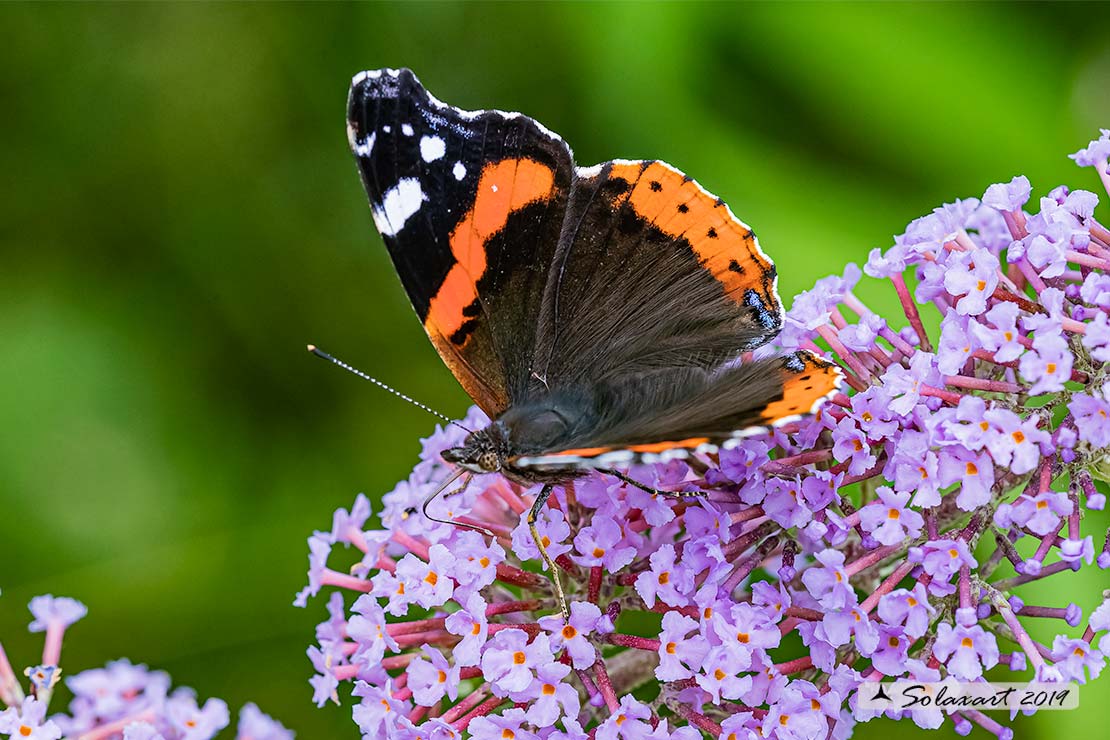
[420,468,495,538]
[306,344,472,432]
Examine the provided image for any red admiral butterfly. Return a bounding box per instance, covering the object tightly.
[345,68,841,613]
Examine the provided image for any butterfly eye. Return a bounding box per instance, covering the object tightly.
[478,451,501,472]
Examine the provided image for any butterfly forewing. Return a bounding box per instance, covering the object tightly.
[347,69,574,416]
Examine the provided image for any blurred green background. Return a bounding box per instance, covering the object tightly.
[3,2,1110,737]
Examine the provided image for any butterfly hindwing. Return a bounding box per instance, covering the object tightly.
[347,69,574,416]
[514,351,843,470]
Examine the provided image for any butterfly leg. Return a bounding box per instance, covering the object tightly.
[600,468,707,499]
[527,484,569,621]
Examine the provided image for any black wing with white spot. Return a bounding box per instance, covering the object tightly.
[347,68,575,415]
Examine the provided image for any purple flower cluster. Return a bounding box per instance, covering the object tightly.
[297,130,1110,739]
[0,594,291,740]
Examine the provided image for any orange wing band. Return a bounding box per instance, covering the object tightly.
[760,353,842,425]
[424,158,556,342]
[606,161,775,307]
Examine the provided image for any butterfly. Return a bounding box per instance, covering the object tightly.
[345,68,841,612]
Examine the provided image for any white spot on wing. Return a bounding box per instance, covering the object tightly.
[401,123,414,137]
[419,135,446,162]
[351,131,376,157]
[370,178,425,237]
[452,162,466,181]
[383,125,391,133]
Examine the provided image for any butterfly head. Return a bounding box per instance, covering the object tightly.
[441,423,510,474]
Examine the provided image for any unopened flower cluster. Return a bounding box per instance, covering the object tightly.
[297,129,1110,739]
[0,593,292,740]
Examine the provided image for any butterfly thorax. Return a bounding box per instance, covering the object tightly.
[442,395,596,483]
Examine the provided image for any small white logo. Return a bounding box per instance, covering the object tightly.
[857,681,1079,711]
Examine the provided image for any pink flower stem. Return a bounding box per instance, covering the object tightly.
[345,528,371,553]
[816,325,874,382]
[993,285,1045,315]
[722,534,782,594]
[1067,250,1110,270]
[487,623,541,638]
[1014,258,1048,294]
[1085,238,1110,259]
[891,273,932,351]
[1062,316,1088,335]
[773,655,814,675]
[41,621,65,667]
[572,661,599,705]
[877,326,916,358]
[440,685,489,724]
[925,509,938,539]
[588,566,603,603]
[859,559,916,614]
[490,479,529,515]
[1030,531,1057,564]
[991,529,1024,570]
[454,516,514,539]
[0,642,23,707]
[591,661,621,712]
[487,599,546,617]
[1016,605,1072,621]
[1068,484,1081,540]
[392,530,431,559]
[606,633,661,651]
[993,559,1074,590]
[394,629,455,648]
[672,704,724,736]
[320,569,373,592]
[1002,209,1029,239]
[777,617,801,637]
[333,663,359,681]
[494,563,548,589]
[991,591,1051,676]
[766,449,835,471]
[730,506,765,524]
[1092,157,1110,200]
[784,606,824,621]
[380,654,416,671]
[375,553,397,574]
[452,693,505,732]
[944,375,1024,394]
[388,617,446,635]
[866,344,895,370]
[845,543,902,577]
[1089,219,1110,246]
[722,521,778,561]
[918,385,964,405]
[841,460,888,487]
[76,709,157,740]
[959,565,972,612]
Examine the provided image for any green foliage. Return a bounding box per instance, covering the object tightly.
[2,3,1108,736]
